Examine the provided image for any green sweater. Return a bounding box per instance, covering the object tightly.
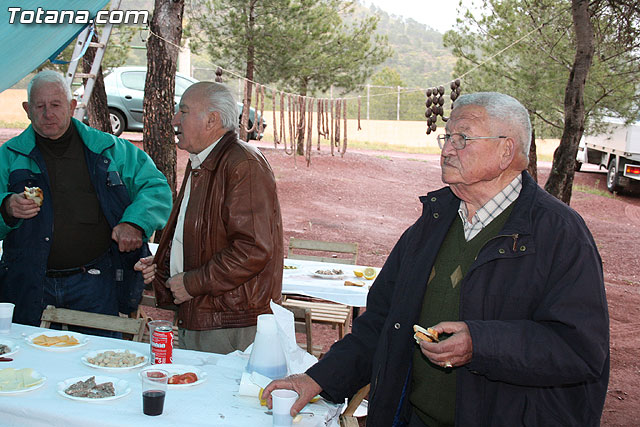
[410,203,514,426]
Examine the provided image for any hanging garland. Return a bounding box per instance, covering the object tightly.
[272,89,279,147]
[280,92,292,155]
[241,80,259,135]
[305,98,314,166]
[334,99,341,150]
[317,98,323,150]
[357,96,362,131]
[341,98,348,157]
[257,84,265,138]
[287,94,294,154]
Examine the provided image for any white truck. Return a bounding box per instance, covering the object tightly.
[576,118,640,193]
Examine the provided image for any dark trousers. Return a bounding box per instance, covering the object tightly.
[42,250,120,338]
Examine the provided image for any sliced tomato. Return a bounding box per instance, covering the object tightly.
[168,374,182,384]
[181,372,198,384]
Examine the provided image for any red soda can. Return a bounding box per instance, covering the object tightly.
[151,325,173,364]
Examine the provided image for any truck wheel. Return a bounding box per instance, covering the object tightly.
[575,160,582,172]
[607,160,621,193]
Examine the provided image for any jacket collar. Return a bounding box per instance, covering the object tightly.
[420,171,538,236]
[198,130,238,172]
[7,118,114,156]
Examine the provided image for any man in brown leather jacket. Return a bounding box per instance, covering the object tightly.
[141,82,283,353]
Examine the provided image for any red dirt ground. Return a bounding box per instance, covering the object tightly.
[1,128,637,425]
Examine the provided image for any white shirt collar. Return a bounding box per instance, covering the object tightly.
[189,136,222,169]
[457,174,522,241]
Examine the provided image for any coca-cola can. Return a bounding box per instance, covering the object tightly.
[151,325,173,364]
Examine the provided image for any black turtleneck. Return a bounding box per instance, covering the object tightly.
[35,122,112,269]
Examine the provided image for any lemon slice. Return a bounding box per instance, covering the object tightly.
[353,269,364,278]
[259,388,267,406]
[363,267,377,280]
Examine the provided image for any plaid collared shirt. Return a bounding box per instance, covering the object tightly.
[458,175,522,241]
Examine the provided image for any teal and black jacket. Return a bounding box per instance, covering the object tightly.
[0,118,172,324]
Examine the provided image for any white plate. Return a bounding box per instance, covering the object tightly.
[0,338,19,358]
[140,364,207,388]
[57,375,130,402]
[82,349,148,371]
[311,272,346,280]
[283,260,305,273]
[0,369,46,394]
[26,331,88,352]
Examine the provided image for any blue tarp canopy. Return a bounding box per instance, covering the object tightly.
[0,1,109,92]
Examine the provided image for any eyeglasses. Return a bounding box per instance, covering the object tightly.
[436,133,508,150]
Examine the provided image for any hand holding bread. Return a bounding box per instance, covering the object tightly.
[5,190,42,219]
[23,186,43,206]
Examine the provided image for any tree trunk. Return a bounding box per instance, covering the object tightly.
[239,0,257,142]
[143,0,185,201]
[527,127,537,183]
[544,0,594,204]
[83,32,111,133]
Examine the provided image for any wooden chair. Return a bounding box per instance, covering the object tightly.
[40,305,146,342]
[288,306,313,354]
[288,238,358,264]
[135,293,181,346]
[339,384,370,427]
[284,238,358,344]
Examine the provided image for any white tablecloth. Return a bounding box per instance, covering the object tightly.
[148,245,373,308]
[282,259,375,307]
[0,324,339,427]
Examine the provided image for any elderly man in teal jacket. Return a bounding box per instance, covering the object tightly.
[0,70,171,334]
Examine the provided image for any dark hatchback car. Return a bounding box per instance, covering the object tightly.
[76,66,264,139]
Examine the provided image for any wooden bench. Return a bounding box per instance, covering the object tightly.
[288,238,358,264]
[40,305,146,341]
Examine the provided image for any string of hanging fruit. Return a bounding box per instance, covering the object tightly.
[425,79,462,135]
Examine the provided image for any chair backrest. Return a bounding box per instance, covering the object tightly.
[40,305,146,342]
[343,383,370,416]
[288,238,358,265]
[288,306,313,354]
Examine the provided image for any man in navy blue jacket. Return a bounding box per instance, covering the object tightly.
[264,92,609,426]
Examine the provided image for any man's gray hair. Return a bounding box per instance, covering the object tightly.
[454,92,531,159]
[27,70,72,103]
[202,82,238,132]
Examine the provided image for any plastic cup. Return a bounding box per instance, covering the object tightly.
[272,389,298,426]
[0,303,15,334]
[141,369,168,416]
[147,320,172,361]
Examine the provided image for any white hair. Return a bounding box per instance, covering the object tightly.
[454,92,531,160]
[27,70,72,103]
[186,82,238,132]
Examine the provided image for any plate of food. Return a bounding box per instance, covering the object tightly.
[311,268,346,280]
[0,368,46,394]
[0,338,19,358]
[82,349,148,371]
[140,364,207,388]
[283,260,305,272]
[58,375,130,402]
[26,331,88,351]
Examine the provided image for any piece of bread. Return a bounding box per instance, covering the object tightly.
[344,280,366,287]
[23,186,43,207]
[413,324,439,344]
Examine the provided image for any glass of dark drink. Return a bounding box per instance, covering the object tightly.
[141,369,168,416]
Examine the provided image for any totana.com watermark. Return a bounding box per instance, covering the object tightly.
[7,7,148,25]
